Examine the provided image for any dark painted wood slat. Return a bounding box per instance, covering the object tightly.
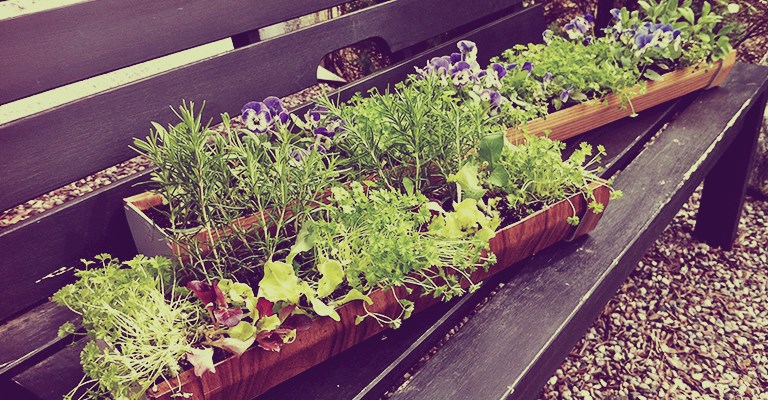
[0,0,524,211]
[694,92,768,249]
[0,171,149,322]
[0,302,78,377]
[13,340,87,400]
[0,3,539,323]
[0,0,350,104]
[388,63,768,400]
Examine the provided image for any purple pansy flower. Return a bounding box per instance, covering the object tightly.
[542,29,555,45]
[449,52,463,63]
[263,96,290,125]
[450,61,473,87]
[610,8,621,20]
[506,63,518,71]
[241,101,273,134]
[543,72,553,84]
[457,40,476,55]
[522,61,533,73]
[583,35,593,46]
[479,89,502,108]
[560,86,573,103]
[584,13,595,23]
[490,63,507,80]
[564,15,592,40]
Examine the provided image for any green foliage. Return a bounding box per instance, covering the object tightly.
[290,182,498,327]
[318,75,505,195]
[133,102,343,280]
[495,39,641,119]
[454,134,622,224]
[52,255,203,400]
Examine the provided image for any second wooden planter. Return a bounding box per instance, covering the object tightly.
[145,184,611,400]
[506,51,737,143]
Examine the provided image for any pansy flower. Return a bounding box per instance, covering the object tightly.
[479,89,503,109]
[457,40,477,61]
[542,29,555,45]
[263,96,290,125]
[241,101,273,134]
[450,61,474,88]
[543,72,553,85]
[522,61,533,73]
[564,15,592,40]
[560,86,573,103]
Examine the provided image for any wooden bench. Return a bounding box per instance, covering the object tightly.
[1,1,766,399]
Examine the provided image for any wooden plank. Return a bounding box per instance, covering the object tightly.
[695,92,768,249]
[0,0,350,104]
[0,0,525,211]
[0,302,78,377]
[0,4,543,323]
[12,340,87,400]
[387,63,768,400]
[0,171,149,322]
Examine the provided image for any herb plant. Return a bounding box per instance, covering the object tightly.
[52,255,203,400]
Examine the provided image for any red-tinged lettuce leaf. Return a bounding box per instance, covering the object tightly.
[255,328,295,352]
[187,280,228,309]
[278,304,297,321]
[283,314,312,331]
[187,347,216,377]
[257,297,275,317]
[214,308,244,327]
[256,330,284,352]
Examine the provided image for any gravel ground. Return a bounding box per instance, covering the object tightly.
[538,191,768,400]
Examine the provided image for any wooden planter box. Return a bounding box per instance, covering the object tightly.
[506,51,737,143]
[146,184,611,400]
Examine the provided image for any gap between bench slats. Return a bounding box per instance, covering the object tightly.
[388,63,768,400]
[0,0,523,212]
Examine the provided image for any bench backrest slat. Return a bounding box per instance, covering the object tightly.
[0,0,349,104]
[0,0,523,212]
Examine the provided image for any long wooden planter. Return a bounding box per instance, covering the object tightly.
[506,51,737,143]
[145,184,611,400]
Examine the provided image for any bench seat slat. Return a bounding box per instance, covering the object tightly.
[0,302,78,376]
[0,172,149,322]
[387,63,768,400]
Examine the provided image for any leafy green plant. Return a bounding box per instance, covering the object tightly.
[52,255,203,400]
[450,134,623,226]
[286,182,499,327]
